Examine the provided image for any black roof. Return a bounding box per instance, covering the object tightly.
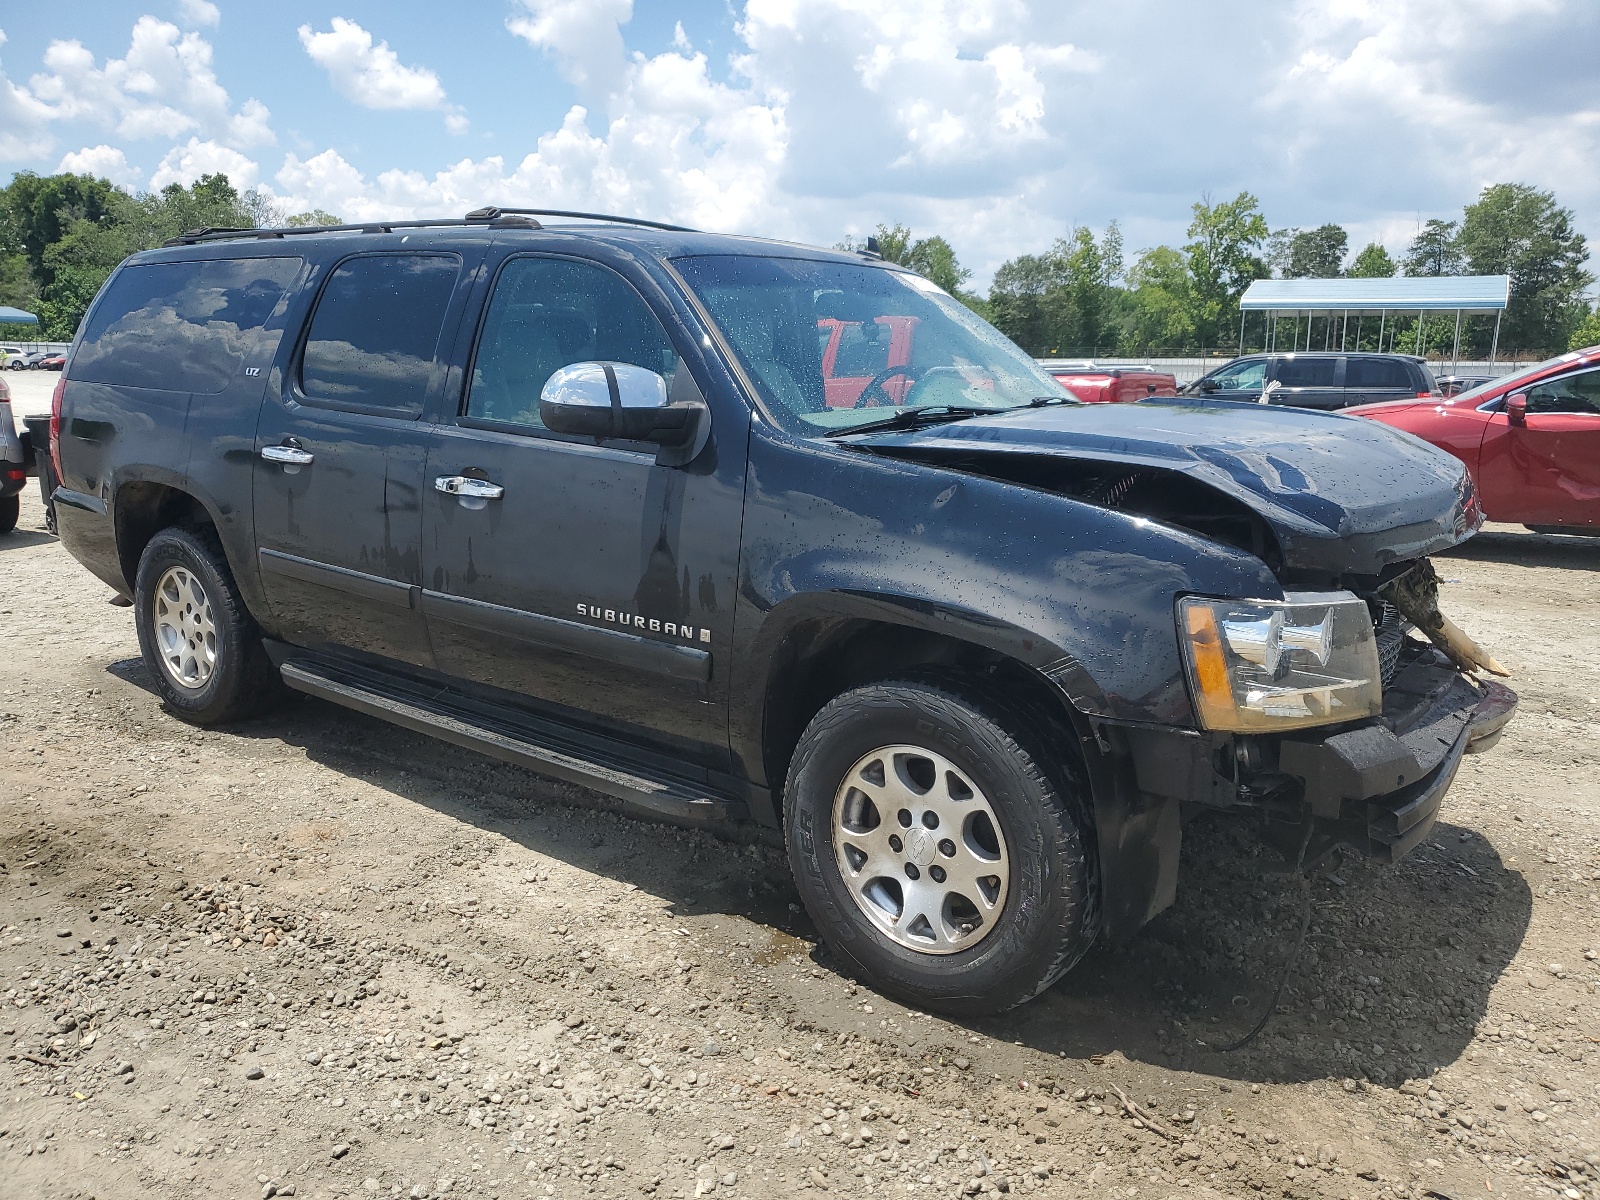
[141,207,877,271]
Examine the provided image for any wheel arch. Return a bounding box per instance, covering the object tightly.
[113,476,223,594]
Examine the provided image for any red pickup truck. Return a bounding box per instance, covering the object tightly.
[1039,360,1179,404]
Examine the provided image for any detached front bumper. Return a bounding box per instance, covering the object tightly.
[1277,653,1517,863]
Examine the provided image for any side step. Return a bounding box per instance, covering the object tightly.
[278,659,746,827]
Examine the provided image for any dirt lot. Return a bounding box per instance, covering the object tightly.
[2,482,1597,1200]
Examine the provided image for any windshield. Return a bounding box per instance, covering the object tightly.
[1452,350,1589,406]
[672,254,1071,433]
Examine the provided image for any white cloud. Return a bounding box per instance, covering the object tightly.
[8,1,1600,290]
[0,30,56,161]
[24,16,273,150]
[57,143,143,187]
[149,136,259,190]
[298,17,466,132]
[507,0,630,97]
[176,0,220,28]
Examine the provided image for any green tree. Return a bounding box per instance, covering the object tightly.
[1458,183,1592,352]
[1184,192,1269,348]
[987,223,1124,355]
[0,253,39,312]
[285,209,342,227]
[1347,243,1397,278]
[1120,244,1194,351]
[868,223,974,296]
[1286,224,1348,277]
[0,171,122,284]
[1402,219,1464,276]
[1567,307,1600,351]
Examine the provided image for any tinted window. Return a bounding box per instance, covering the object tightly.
[1209,359,1266,391]
[301,254,460,414]
[466,257,676,429]
[1525,367,1600,415]
[1275,357,1337,387]
[74,257,301,393]
[1347,358,1412,389]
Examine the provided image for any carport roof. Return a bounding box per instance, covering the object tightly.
[0,305,39,324]
[1240,275,1510,316]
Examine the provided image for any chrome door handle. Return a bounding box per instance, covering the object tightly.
[261,444,315,466]
[435,475,504,509]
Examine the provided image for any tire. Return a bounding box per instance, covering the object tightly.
[0,493,18,534]
[785,677,1097,1016]
[133,525,283,724]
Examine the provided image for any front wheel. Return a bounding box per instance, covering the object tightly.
[785,678,1097,1016]
[134,526,283,724]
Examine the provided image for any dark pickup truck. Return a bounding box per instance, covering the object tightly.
[49,210,1515,1015]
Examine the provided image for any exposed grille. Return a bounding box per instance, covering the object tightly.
[1375,601,1409,687]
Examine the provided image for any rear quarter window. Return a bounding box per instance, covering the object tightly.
[1347,358,1413,389]
[73,257,302,393]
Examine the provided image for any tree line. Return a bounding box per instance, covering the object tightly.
[0,171,335,341]
[2,167,1595,358]
[873,183,1595,359]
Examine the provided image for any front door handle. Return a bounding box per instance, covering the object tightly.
[261,441,314,473]
[435,475,504,510]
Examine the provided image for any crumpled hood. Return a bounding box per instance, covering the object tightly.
[851,399,1482,575]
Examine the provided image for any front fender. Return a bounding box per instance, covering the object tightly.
[730,429,1282,752]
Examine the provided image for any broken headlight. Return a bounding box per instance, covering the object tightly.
[1177,592,1382,732]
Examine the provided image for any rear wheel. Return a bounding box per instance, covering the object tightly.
[134,526,283,724]
[785,677,1096,1015]
[0,493,18,534]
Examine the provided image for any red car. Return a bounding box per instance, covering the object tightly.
[1039,360,1179,404]
[1349,346,1600,534]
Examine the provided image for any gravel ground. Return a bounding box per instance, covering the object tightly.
[2,482,1598,1200]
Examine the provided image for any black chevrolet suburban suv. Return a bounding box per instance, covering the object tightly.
[49,210,1515,1014]
[1185,352,1439,410]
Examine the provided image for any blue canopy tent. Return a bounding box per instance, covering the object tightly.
[1238,276,1511,372]
[0,305,40,325]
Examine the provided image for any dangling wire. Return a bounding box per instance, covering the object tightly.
[1218,825,1315,1053]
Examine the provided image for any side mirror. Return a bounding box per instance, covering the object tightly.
[1506,393,1528,426]
[1197,378,1218,394]
[539,360,711,467]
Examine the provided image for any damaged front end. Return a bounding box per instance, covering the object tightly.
[1142,558,1516,875]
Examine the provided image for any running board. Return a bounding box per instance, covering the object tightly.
[278,659,745,826]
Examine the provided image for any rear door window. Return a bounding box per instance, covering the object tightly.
[300,254,461,415]
[1273,357,1338,387]
[74,257,302,393]
[1347,358,1412,389]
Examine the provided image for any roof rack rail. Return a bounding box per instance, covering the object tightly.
[163,215,505,247]
[467,206,695,232]
[160,205,693,247]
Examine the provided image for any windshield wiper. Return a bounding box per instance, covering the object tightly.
[823,405,997,438]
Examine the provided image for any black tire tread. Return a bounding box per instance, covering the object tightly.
[787,672,1099,1015]
[134,525,282,725]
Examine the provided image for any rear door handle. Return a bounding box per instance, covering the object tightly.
[435,475,504,509]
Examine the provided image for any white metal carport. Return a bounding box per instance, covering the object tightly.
[1238,276,1511,372]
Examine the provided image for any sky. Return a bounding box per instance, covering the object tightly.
[2,0,1597,289]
